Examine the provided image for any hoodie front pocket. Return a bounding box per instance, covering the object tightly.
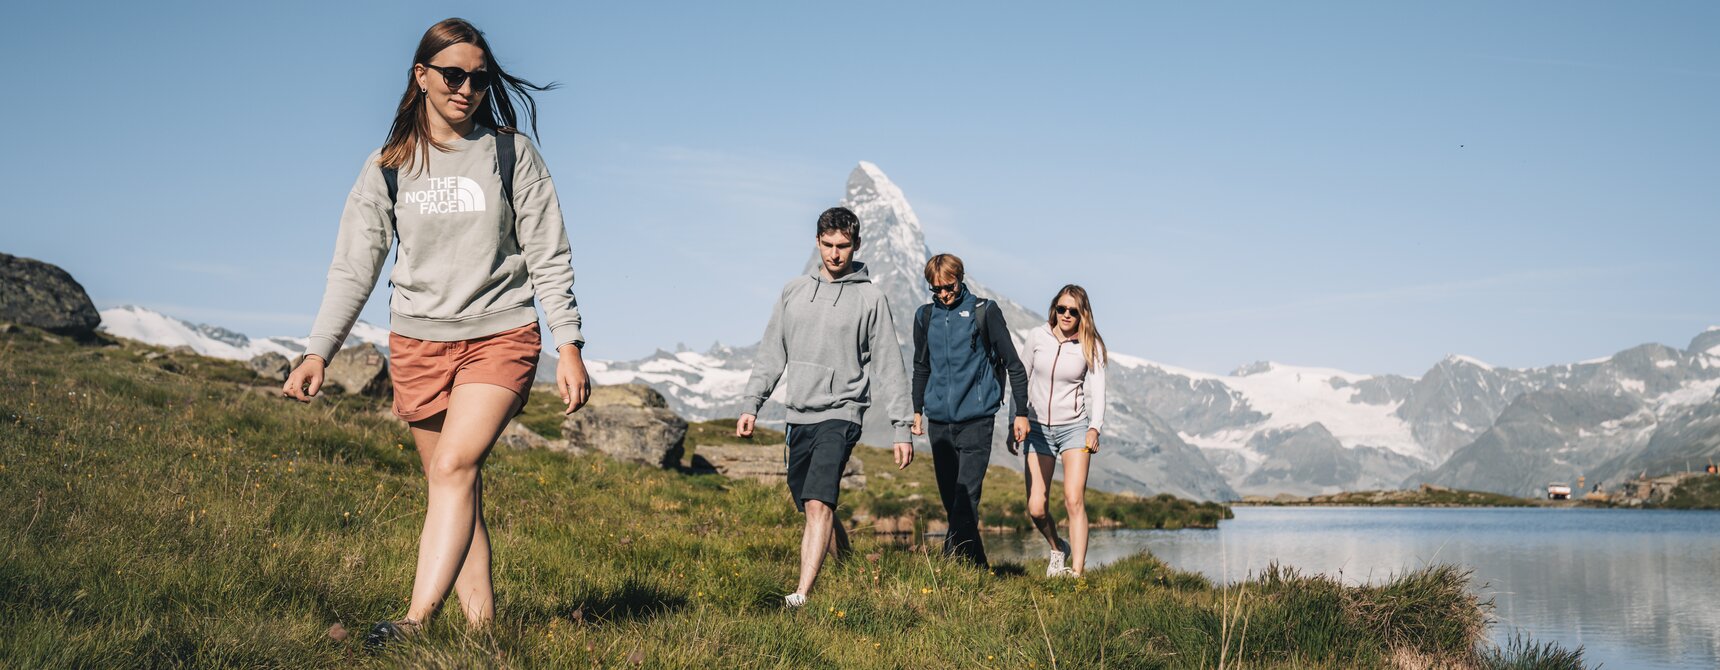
[782,361,837,411]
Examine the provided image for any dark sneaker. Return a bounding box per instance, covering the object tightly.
[363,619,420,651]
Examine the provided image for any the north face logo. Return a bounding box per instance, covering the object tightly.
[400,176,486,214]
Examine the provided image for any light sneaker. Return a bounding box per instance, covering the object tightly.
[1047,538,1071,577]
[784,593,807,608]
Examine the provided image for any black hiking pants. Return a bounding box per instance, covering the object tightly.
[929,415,994,567]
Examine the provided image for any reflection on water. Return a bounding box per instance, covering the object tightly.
[984,507,1720,670]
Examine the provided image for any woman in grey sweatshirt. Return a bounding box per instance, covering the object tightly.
[280,19,588,646]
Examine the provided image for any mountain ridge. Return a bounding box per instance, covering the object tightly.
[94,162,1720,501]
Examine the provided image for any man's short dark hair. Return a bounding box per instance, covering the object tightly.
[816,207,861,242]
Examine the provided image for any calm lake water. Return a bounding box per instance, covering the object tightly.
[985,507,1720,670]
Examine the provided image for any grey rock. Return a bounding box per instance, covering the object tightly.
[560,384,687,468]
[248,352,291,381]
[323,343,390,397]
[696,443,865,489]
[497,420,557,450]
[0,252,100,336]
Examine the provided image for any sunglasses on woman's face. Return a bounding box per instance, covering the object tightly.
[422,63,494,92]
[929,283,958,295]
[1055,306,1080,316]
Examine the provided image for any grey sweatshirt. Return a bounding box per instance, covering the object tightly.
[740,262,913,443]
[304,127,582,362]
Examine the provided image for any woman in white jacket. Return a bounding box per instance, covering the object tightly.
[1017,284,1106,577]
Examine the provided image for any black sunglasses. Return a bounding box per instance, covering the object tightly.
[928,283,958,294]
[1055,306,1080,316]
[421,63,495,92]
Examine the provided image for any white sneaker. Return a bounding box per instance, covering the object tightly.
[784,593,807,608]
[1047,538,1071,577]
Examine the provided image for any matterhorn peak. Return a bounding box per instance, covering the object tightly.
[1440,354,1495,371]
[838,162,929,273]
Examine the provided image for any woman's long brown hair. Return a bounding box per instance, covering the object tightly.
[379,18,556,174]
[1046,284,1108,369]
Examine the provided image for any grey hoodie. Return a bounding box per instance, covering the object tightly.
[740,262,913,443]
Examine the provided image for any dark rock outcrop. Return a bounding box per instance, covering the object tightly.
[0,252,100,336]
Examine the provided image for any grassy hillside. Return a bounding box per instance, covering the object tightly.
[1657,474,1720,509]
[0,327,1581,669]
[1241,488,1536,508]
[681,419,1230,533]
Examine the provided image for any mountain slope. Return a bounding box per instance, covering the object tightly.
[593,162,1238,500]
[98,306,388,360]
[95,162,1720,501]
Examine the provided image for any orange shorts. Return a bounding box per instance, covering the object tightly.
[388,323,541,422]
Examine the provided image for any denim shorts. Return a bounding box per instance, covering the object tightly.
[1024,420,1089,458]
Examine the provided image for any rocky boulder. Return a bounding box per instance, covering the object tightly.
[497,420,557,450]
[0,252,101,337]
[695,443,866,489]
[322,343,390,396]
[248,352,291,381]
[560,385,687,468]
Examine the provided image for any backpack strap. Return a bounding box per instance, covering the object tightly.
[973,299,1009,408]
[381,129,515,208]
[970,300,990,352]
[495,131,517,208]
[914,304,932,369]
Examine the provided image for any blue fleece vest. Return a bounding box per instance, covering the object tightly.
[923,289,1003,424]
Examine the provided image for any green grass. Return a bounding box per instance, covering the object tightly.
[1242,489,1535,508]
[1656,474,1720,509]
[0,328,1584,669]
[668,418,1233,534]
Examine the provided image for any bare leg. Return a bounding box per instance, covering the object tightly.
[1025,453,1062,549]
[796,499,837,596]
[451,473,493,625]
[1060,450,1092,575]
[828,517,850,559]
[404,383,519,625]
[408,420,498,627]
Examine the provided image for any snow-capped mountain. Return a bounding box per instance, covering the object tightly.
[98,305,389,361]
[1414,336,1720,496]
[585,162,1720,501]
[98,163,1720,501]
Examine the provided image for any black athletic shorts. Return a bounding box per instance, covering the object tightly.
[785,419,862,512]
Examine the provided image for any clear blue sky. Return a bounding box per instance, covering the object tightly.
[4,1,1716,376]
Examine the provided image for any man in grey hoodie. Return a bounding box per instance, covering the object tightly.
[736,206,914,609]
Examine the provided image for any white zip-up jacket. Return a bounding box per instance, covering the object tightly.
[1023,324,1106,432]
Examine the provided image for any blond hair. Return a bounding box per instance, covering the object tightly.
[1046,284,1107,369]
[923,254,965,285]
